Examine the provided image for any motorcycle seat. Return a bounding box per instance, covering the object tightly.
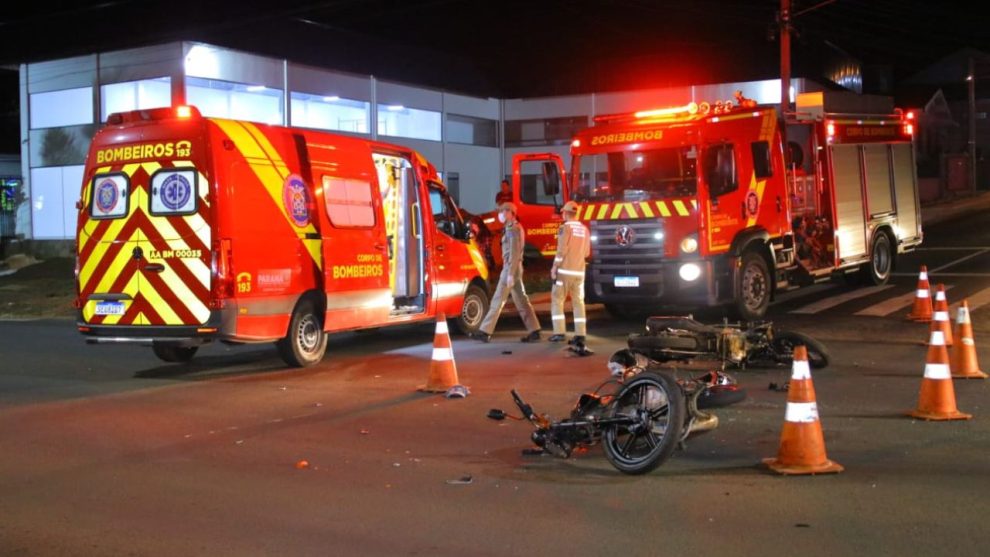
[645,316,720,335]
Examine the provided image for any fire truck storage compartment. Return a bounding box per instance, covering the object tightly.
[831,144,867,260]
[891,143,920,243]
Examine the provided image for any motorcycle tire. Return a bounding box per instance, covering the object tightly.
[696,385,748,409]
[772,331,830,369]
[602,371,686,475]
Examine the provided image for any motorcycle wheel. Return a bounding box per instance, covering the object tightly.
[602,371,685,475]
[772,331,830,369]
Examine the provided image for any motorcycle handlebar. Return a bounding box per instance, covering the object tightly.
[510,389,537,422]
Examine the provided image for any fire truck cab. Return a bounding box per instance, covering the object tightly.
[504,91,922,320]
[75,106,490,367]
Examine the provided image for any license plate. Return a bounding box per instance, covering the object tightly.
[94,301,125,316]
[614,276,640,288]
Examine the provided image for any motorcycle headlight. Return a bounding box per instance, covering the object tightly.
[680,234,699,254]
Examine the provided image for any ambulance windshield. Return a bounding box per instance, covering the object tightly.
[571,146,698,203]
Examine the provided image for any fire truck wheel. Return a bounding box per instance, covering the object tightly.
[151,342,199,363]
[734,250,771,321]
[862,231,893,286]
[453,284,489,335]
[277,299,328,367]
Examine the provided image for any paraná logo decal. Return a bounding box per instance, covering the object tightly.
[746,191,759,216]
[283,174,310,227]
[95,179,119,214]
[160,173,192,211]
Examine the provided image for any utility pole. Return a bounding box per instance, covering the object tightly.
[968,57,977,192]
[780,0,791,119]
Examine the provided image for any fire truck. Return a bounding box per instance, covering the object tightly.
[75,105,490,367]
[502,91,922,320]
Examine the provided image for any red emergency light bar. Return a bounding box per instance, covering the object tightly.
[106,105,203,125]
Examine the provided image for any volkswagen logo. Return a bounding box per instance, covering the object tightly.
[615,225,636,247]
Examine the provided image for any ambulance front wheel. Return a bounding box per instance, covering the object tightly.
[453,284,489,335]
[277,299,328,367]
[151,342,198,363]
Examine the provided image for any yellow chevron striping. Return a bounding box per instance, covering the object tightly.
[609,204,622,219]
[623,203,637,218]
[691,199,698,210]
[673,200,689,216]
[596,204,608,220]
[656,201,671,217]
[639,202,655,218]
[137,276,184,325]
[243,122,292,178]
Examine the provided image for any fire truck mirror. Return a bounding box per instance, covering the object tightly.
[703,143,738,198]
[541,162,561,196]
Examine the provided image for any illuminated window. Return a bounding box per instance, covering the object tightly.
[323,176,375,228]
[290,92,370,133]
[377,105,441,141]
[185,77,283,125]
[30,165,84,239]
[101,77,172,122]
[505,116,586,147]
[30,87,93,129]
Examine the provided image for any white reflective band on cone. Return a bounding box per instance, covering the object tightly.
[924,363,951,379]
[930,331,946,345]
[552,315,565,320]
[785,402,819,423]
[936,292,946,301]
[432,348,453,361]
[916,289,929,298]
[435,321,449,334]
[790,360,811,380]
[957,307,970,323]
[934,311,949,321]
[919,272,928,280]
[962,337,975,346]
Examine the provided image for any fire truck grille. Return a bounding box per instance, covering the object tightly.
[591,219,665,264]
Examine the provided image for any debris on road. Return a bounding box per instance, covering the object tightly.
[445,475,473,485]
[294,459,310,469]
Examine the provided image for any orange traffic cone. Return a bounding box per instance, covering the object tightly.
[906,265,933,322]
[419,313,463,393]
[951,300,987,379]
[929,284,954,347]
[908,330,972,420]
[763,345,843,475]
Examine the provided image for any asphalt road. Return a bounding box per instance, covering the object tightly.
[1,212,988,556]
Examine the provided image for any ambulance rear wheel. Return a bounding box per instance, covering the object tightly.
[151,342,199,363]
[453,284,489,335]
[277,300,327,367]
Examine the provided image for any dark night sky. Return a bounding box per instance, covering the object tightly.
[2,0,989,151]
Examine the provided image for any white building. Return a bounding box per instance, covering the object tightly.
[16,41,819,246]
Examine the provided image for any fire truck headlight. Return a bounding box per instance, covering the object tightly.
[680,235,698,254]
[590,234,598,243]
[679,263,702,282]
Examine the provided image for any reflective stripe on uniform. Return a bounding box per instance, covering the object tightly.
[557,269,584,276]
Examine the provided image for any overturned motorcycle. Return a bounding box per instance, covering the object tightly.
[627,315,830,370]
[488,351,747,475]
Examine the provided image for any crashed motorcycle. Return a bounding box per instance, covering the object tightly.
[488,351,746,475]
[626,315,830,370]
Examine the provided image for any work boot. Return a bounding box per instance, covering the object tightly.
[547,334,566,343]
[472,331,493,343]
[520,330,541,343]
[567,335,586,346]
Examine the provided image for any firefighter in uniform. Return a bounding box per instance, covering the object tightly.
[473,202,542,343]
[548,200,591,344]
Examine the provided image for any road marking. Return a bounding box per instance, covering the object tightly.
[771,283,837,306]
[893,272,990,277]
[948,286,990,315]
[915,246,990,250]
[855,284,955,317]
[930,248,990,273]
[790,285,895,314]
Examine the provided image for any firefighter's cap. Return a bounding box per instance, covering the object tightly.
[561,200,580,214]
[498,202,517,214]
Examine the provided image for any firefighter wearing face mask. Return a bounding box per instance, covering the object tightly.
[473,202,542,343]
[548,200,590,344]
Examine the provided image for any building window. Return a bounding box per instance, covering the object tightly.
[323,176,375,228]
[29,87,93,129]
[101,77,172,122]
[30,165,84,239]
[504,116,586,147]
[445,114,497,147]
[377,105,441,141]
[290,93,370,133]
[186,77,283,125]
